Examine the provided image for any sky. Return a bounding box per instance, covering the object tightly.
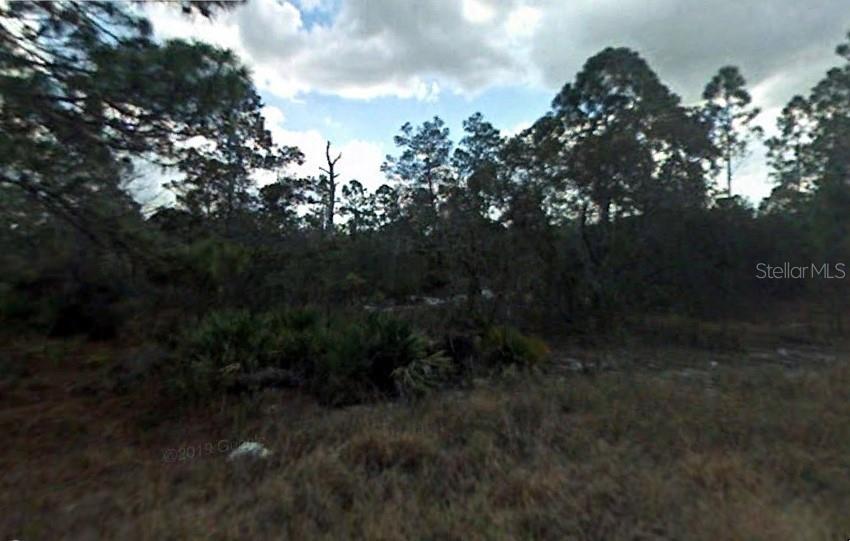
[142,0,850,204]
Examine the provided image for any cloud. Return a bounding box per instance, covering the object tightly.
[525,0,848,202]
[262,106,387,192]
[145,0,849,105]
[143,0,850,202]
[505,119,532,137]
[144,0,526,100]
[462,0,497,24]
[129,106,388,208]
[505,5,542,39]
[293,0,331,13]
[530,0,848,108]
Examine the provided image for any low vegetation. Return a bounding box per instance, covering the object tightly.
[2,338,848,539]
[168,307,547,406]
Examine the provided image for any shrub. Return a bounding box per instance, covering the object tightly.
[311,313,452,406]
[267,308,326,372]
[392,351,454,399]
[0,282,41,331]
[186,310,274,370]
[170,310,276,398]
[184,238,251,286]
[274,307,322,332]
[169,309,456,405]
[0,278,122,339]
[481,326,550,369]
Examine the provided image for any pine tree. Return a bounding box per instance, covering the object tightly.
[701,66,763,196]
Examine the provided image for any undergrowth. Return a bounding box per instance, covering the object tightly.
[169,309,548,405]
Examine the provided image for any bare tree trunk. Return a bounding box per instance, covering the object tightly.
[726,144,732,196]
[319,141,342,235]
[724,100,733,196]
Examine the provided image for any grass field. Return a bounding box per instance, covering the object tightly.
[1,337,849,540]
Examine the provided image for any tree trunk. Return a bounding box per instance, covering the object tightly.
[726,145,732,196]
[320,141,342,235]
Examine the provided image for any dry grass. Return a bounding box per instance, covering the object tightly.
[1,337,849,540]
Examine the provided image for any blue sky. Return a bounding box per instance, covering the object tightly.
[270,85,550,145]
[143,0,850,203]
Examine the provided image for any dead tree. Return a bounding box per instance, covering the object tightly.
[319,141,342,234]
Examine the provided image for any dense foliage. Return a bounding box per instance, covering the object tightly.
[1,2,848,402]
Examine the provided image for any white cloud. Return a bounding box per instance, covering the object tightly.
[505,120,532,137]
[293,0,330,13]
[145,0,849,105]
[143,0,850,202]
[262,106,386,192]
[144,0,526,100]
[505,6,542,39]
[463,0,497,24]
[335,140,387,192]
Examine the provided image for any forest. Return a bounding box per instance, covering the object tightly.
[1,1,849,539]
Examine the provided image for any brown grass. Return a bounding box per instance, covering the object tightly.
[1,337,849,540]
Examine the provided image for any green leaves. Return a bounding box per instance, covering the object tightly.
[481,326,550,369]
[539,47,715,223]
[382,116,454,225]
[169,308,456,406]
[700,65,763,195]
[763,31,850,248]
[0,1,301,250]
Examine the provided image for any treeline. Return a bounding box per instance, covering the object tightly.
[1,1,848,346]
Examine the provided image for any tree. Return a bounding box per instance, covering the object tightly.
[258,175,311,234]
[805,32,850,259]
[373,184,401,229]
[172,0,245,18]
[168,92,303,233]
[339,180,376,237]
[541,47,715,225]
[382,117,454,227]
[530,47,718,328]
[318,141,342,234]
[452,112,504,218]
[701,66,763,196]
[763,33,850,228]
[808,32,850,189]
[0,1,279,250]
[763,95,815,213]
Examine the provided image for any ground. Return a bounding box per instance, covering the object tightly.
[1,334,849,540]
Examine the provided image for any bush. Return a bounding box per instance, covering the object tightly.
[311,313,452,406]
[391,351,454,399]
[169,309,455,404]
[267,308,326,371]
[0,277,123,340]
[481,326,550,369]
[170,310,276,398]
[0,282,33,324]
[168,313,552,404]
[184,238,251,286]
